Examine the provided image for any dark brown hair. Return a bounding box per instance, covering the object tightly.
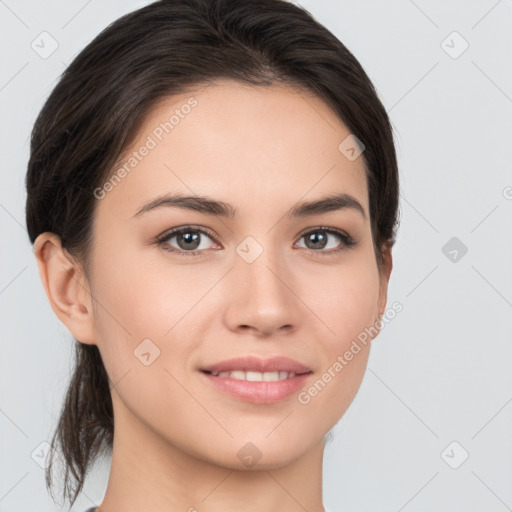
[25,0,400,507]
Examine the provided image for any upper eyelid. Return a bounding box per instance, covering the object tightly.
[157,225,219,243]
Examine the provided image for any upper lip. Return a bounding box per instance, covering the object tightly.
[201,356,312,374]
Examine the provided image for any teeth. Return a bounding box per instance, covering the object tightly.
[209,370,296,381]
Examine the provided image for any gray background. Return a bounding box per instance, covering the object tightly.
[1,0,511,510]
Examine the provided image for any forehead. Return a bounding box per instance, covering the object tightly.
[96,80,369,220]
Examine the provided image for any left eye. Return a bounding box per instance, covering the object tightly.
[296,228,354,252]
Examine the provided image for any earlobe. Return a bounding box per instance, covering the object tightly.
[33,232,96,345]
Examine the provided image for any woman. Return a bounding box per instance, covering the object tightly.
[26,0,399,510]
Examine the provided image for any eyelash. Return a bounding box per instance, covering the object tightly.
[155,225,357,257]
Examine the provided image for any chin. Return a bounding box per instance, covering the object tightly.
[195,426,323,471]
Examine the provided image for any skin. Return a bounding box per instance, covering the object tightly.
[34,80,392,512]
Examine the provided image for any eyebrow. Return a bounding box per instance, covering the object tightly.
[133,192,367,220]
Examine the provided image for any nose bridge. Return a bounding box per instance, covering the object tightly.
[237,235,290,301]
[224,235,300,335]
[241,244,286,296]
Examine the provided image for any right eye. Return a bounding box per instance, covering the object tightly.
[156,226,221,256]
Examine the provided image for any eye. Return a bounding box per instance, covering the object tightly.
[156,226,219,256]
[296,227,356,254]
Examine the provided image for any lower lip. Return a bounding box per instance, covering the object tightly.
[200,371,312,404]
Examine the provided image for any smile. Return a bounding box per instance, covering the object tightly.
[199,356,313,404]
[205,370,297,381]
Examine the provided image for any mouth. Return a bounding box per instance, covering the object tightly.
[199,356,313,404]
[202,370,302,381]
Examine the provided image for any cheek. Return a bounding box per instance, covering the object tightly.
[89,246,215,376]
[292,253,379,422]
[305,254,381,350]
[294,265,378,425]
[295,345,370,441]
[90,232,200,332]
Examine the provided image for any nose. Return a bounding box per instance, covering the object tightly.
[222,245,303,338]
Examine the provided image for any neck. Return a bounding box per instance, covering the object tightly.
[97,398,326,512]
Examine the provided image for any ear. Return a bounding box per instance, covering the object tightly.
[33,232,96,345]
[377,244,393,319]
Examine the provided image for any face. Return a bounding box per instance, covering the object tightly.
[85,80,391,469]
